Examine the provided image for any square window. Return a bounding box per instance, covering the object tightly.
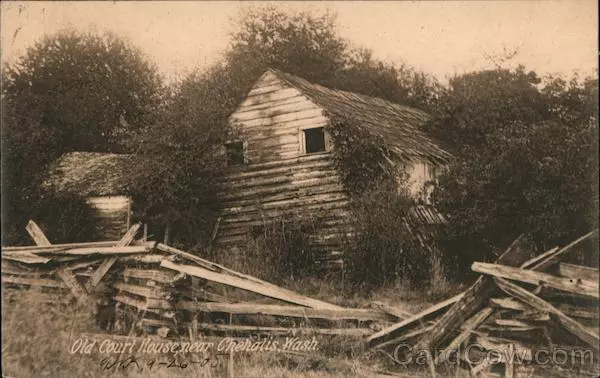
[303,127,326,154]
[225,141,245,166]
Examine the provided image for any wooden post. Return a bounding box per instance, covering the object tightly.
[164,223,171,245]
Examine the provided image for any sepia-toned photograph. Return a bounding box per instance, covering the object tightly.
[1,1,598,377]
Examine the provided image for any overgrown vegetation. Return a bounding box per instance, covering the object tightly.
[1,30,163,245]
[211,216,321,284]
[427,68,599,276]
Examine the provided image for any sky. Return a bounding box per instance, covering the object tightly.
[1,1,598,83]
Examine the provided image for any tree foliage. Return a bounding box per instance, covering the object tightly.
[428,67,598,273]
[1,30,162,244]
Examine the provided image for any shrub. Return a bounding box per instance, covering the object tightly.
[343,179,443,291]
[216,216,321,284]
[2,189,99,245]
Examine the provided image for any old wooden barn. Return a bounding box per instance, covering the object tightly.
[213,69,452,266]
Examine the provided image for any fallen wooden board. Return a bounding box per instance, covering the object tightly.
[156,243,344,310]
[86,223,142,293]
[25,220,52,246]
[56,268,91,302]
[524,230,598,271]
[366,292,464,346]
[557,263,599,282]
[1,253,51,264]
[121,268,182,284]
[113,293,173,311]
[375,325,435,350]
[198,323,372,337]
[161,260,341,310]
[435,307,493,364]
[489,297,532,312]
[2,241,118,253]
[113,294,176,318]
[114,282,171,299]
[494,277,600,351]
[44,245,148,256]
[1,275,66,289]
[420,234,533,352]
[176,301,392,322]
[371,301,412,320]
[473,262,599,299]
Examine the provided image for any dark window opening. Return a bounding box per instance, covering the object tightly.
[304,127,326,154]
[225,141,245,166]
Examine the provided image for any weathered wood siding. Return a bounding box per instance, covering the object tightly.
[87,196,131,240]
[215,72,351,264]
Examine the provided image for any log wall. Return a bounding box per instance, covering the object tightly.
[215,72,351,265]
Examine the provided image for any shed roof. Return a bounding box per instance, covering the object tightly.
[44,152,133,197]
[268,69,452,165]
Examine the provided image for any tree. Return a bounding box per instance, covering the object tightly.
[428,67,598,274]
[1,30,163,244]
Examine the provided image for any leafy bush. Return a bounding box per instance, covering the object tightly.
[2,188,99,245]
[218,216,321,284]
[343,179,440,290]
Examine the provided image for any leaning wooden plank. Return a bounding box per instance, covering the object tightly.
[25,220,52,246]
[198,323,372,338]
[51,246,148,255]
[494,319,536,328]
[2,240,118,252]
[472,262,599,299]
[523,230,598,271]
[434,307,493,364]
[420,234,533,352]
[157,243,335,307]
[176,301,392,322]
[557,263,599,282]
[489,297,532,312]
[23,224,92,301]
[56,268,90,302]
[553,303,600,320]
[1,275,66,289]
[366,292,464,346]
[494,277,600,351]
[375,325,435,350]
[371,301,412,320]
[161,260,341,310]
[2,253,51,264]
[86,223,141,293]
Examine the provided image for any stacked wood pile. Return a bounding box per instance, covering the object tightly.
[1,220,399,341]
[367,230,600,377]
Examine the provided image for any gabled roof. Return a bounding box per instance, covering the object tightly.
[44,152,133,196]
[268,69,452,165]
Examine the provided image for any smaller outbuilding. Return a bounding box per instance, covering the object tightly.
[44,151,134,240]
